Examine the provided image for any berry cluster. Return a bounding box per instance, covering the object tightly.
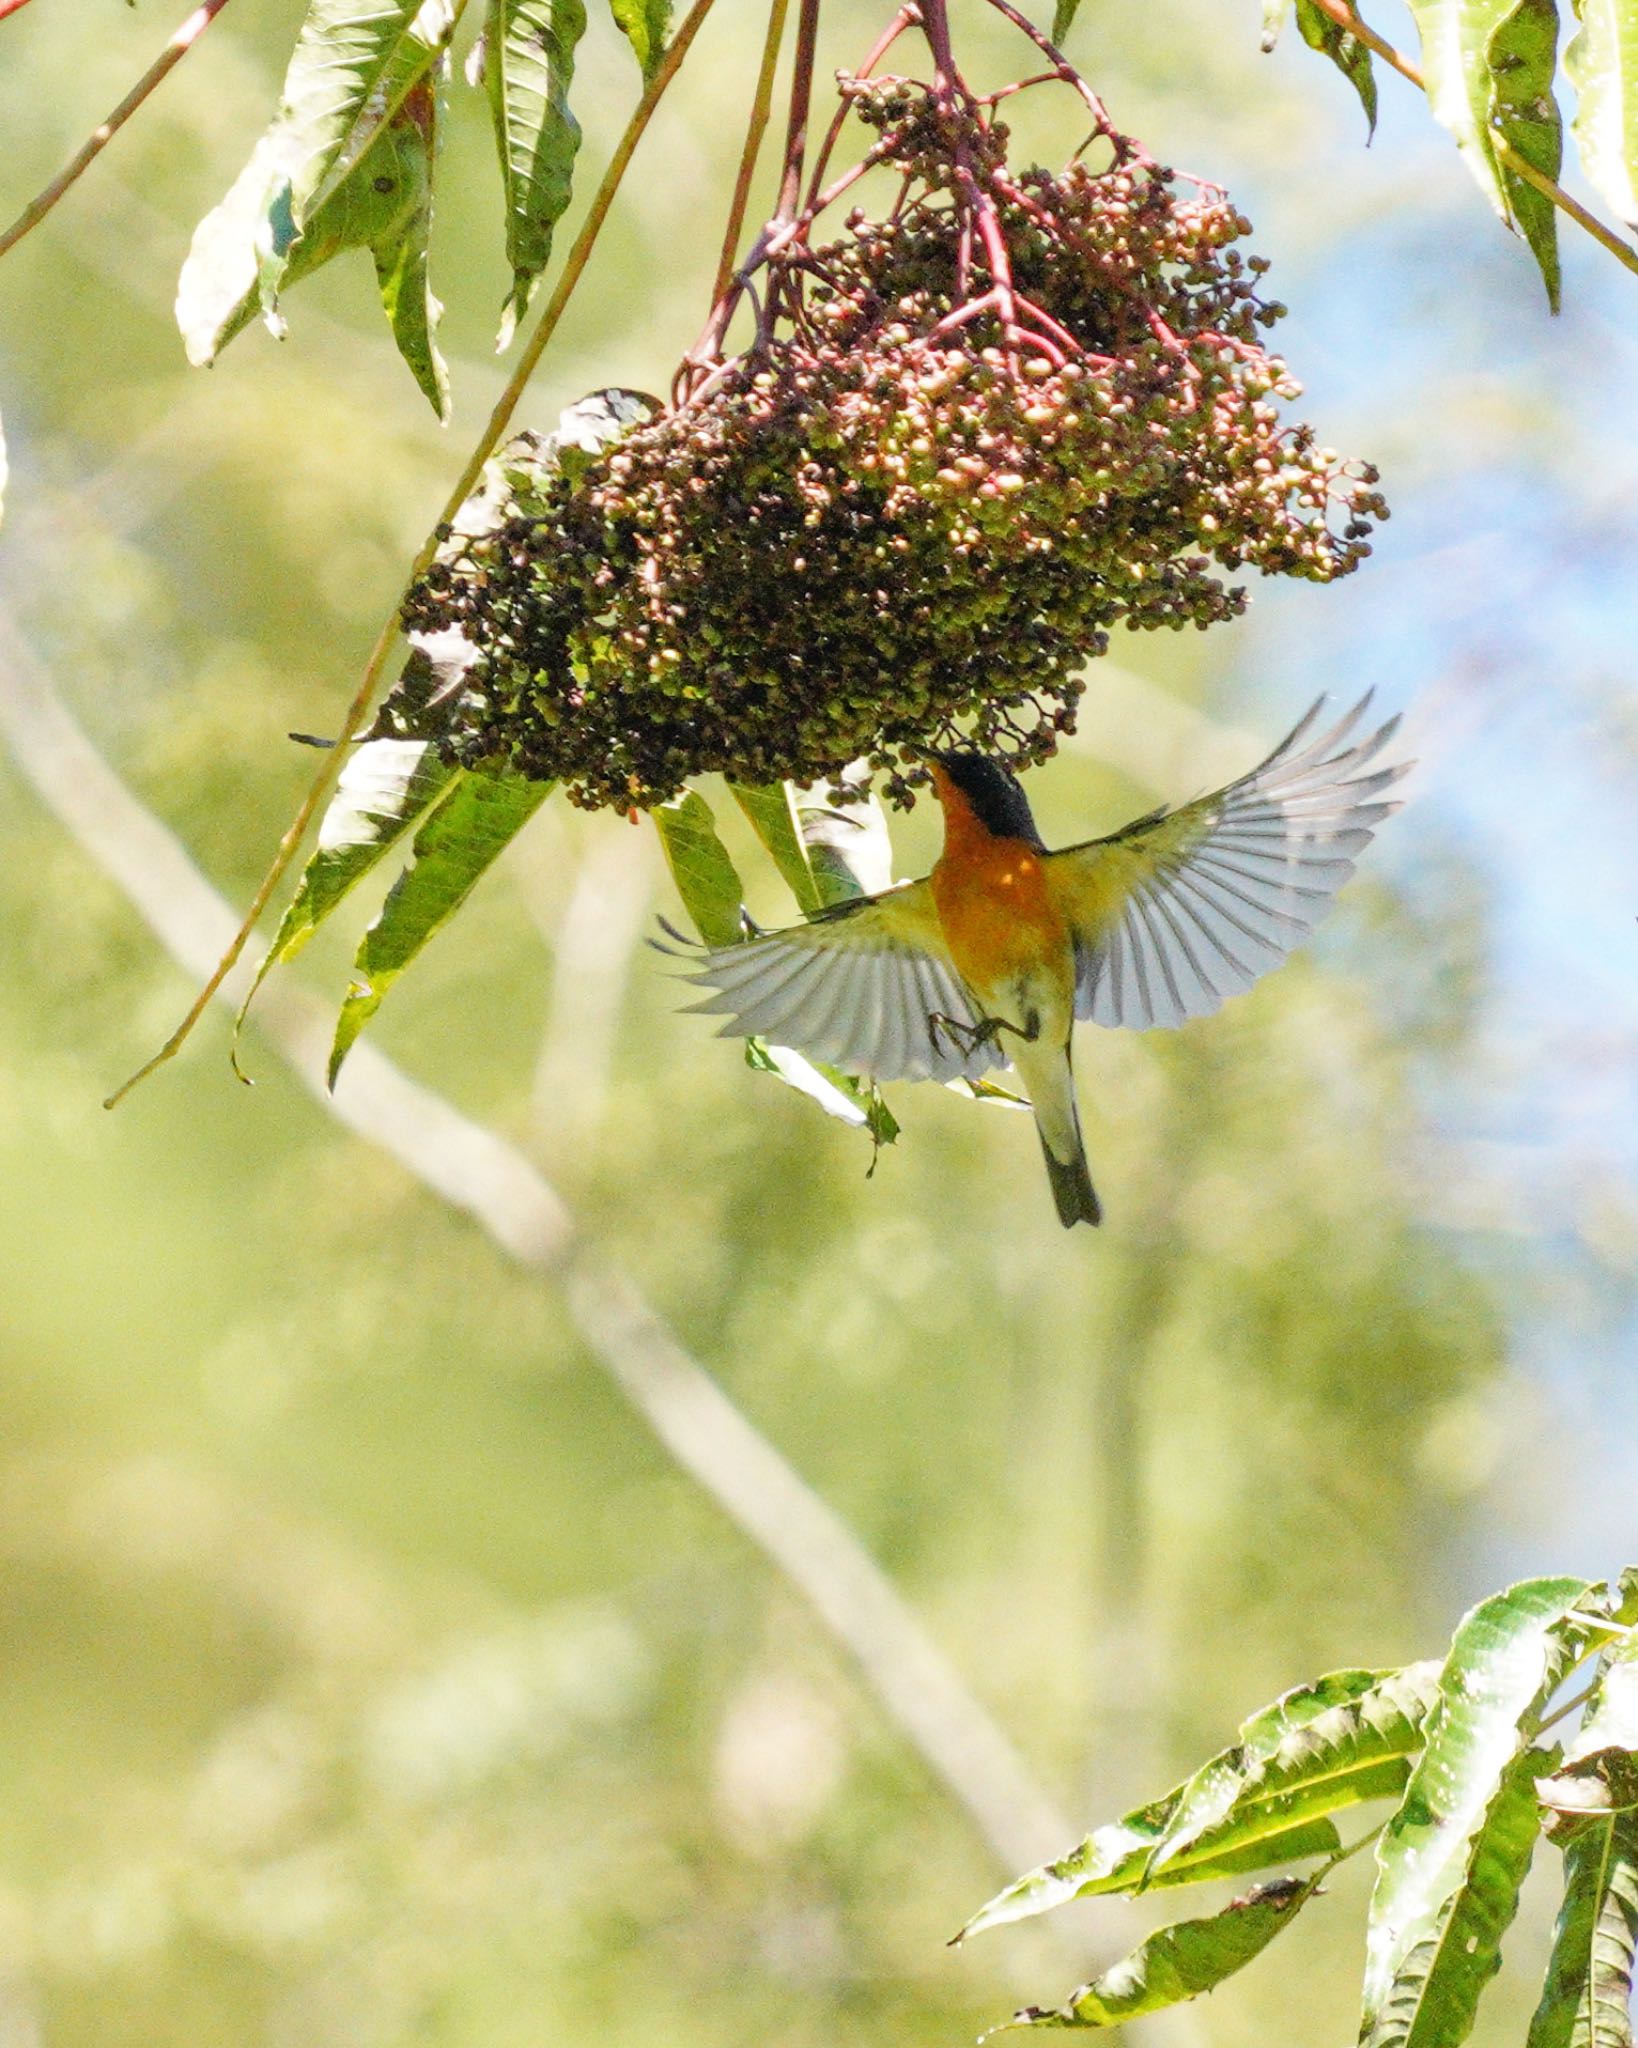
[396,74,1385,810]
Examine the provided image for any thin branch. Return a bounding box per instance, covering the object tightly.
[712,0,790,305]
[0,0,43,20]
[0,0,238,263]
[103,0,721,1109]
[0,626,1075,1881]
[1304,0,1638,283]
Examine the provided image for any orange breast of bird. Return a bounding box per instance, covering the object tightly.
[930,776,1070,1005]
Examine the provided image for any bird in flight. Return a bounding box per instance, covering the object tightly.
[669,696,1407,1228]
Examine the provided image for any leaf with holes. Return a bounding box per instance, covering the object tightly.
[481,0,587,348]
[1295,0,1379,132]
[178,0,453,399]
[1406,0,1563,306]
[1002,1875,1322,2031]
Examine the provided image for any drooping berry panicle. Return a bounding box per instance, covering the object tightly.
[396,12,1385,812]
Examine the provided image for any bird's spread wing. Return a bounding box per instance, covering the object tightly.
[659,882,1004,1085]
[1046,694,1408,1031]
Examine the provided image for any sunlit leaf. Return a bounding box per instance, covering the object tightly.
[606,0,669,77]
[1406,0,1563,306]
[730,782,823,915]
[1004,1875,1321,2030]
[1529,1805,1638,2048]
[654,789,745,947]
[1360,1577,1599,2048]
[962,1663,1440,1940]
[482,0,587,349]
[1567,0,1638,223]
[794,769,894,906]
[1295,0,1379,132]
[329,767,552,1084]
[1542,1635,1638,1816]
[177,0,454,404]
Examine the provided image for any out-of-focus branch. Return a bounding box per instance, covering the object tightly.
[0,0,238,262]
[0,628,1074,1881]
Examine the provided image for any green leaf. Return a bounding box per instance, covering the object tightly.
[1360,1577,1598,2048]
[962,1663,1440,1941]
[1262,0,1294,50]
[235,731,460,1064]
[1367,1748,1550,2048]
[177,0,454,404]
[1542,1634,1638,1816]
[653,789,745,947]
[730,783,823,916]
[1295,0,1380,132]
[1567,0,1638,223]
[1006,1875,1321,2030]
[1529,1806,1638,2048]
[606,0,669,78]
[793,770,895,907]
[1406,0,1564,306]
[482,0,587,349]
[329,766,552,1084]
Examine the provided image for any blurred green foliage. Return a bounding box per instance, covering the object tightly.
[0,3,1623,2046]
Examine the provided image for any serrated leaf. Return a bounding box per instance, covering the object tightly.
[654,789,745,947]
[963,1663,1440,1941]
[1006,1875,1321,2031]
[329,766,551,1084]
[1262,0,1294,50]
[1567,0,1638,222]
[177,0,453,400]
[606,0,668,77]
[730,783,823,915]
[1529,1805,1638,2048]
[1296,0,1379,132]
[483,0,587,349]
[1361,1577,1597,2047]
[1407,0,1563,306]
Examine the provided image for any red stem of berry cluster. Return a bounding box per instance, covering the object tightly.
[676,0,1166,401]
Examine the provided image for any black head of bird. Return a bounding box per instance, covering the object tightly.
[929,750,1045,848]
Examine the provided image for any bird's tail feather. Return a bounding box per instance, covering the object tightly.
[1015,1039,1101,1229]
[1038,1125,1101,1228]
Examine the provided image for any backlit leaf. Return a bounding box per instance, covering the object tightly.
[730,782,823,915]
[606,0,669,78]
[1360,1577,1597,2047]
[178,0,454,405]
[1542,1634,1638,1816]
[1262,0,1294,50]
[962,1663,1439,1941]
[654,789,745,948]
[1005,1875,1320,2030]
[1295,0,1379,132]
[1406,0,1564,305]
[482,0,587,349]
[329,767,552,1084]
[1529,1805,1638,2048]
[1567,0,1638,222]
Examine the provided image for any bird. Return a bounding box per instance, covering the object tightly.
[666,696,1408,1228]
